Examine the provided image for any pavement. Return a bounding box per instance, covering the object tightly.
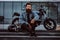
[0,24,60,30]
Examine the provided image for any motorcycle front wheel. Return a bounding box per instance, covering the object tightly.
[43,18,56,31]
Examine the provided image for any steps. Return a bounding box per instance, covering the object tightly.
[0,30,60,40]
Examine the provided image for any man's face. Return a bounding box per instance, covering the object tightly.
[26,5,32,13]
[26,5,32,9]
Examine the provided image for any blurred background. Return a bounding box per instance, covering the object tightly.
[0,1,60,30]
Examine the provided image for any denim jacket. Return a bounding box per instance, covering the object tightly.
[19,11,39,25]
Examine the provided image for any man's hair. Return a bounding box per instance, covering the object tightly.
[26,3,32,7]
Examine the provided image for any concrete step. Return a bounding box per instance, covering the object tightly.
[0,30,60,36]
[0,30,60,40]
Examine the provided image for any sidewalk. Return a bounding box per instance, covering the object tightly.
[0,24,60,30]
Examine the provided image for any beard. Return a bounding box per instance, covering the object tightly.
[26,9,32,14]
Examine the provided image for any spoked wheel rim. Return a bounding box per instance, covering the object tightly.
[45,20,55,29]
[44,18,56,30]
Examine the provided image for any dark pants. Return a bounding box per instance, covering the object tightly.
[21,21,41,36]
[21,23,37,35]
[21,23,31,32]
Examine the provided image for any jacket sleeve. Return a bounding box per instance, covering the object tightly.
[33,11,39,21]
[19,13,28,25]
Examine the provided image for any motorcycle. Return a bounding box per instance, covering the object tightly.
[36,9,56,31]
[8,11,56,32]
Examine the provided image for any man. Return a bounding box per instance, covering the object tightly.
[19,3,39,36]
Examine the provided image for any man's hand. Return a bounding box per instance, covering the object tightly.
[31,19,35,24]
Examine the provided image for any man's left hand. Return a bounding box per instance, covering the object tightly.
[31,19,35,24]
